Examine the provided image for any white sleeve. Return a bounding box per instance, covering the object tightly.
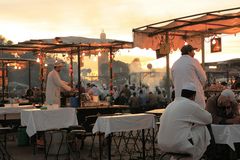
[190,103,212,125]
[52,72,71,91]
[193,59,207,86]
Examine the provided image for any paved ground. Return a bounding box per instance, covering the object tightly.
[4,131,160,160]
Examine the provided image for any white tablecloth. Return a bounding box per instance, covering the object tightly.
[21,108,78,137]
[146,109,165,115]
[0,105,35,115]
[92,113,155,137]
[211,124,240,150]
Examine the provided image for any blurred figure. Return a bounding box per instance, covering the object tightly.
[85,83,91,93]
[171,44,207,108]
[112,86,119,100]
[156,90,167,108]
[206,89,240,159]
[75,82,86,94]
[129,92,141,113]
[146,92,158,110]
[231,76,240,90]
[206,89,240,124]
[138,89,147,110]
[25,88,34,100]
[114,92,128,105]
[120,84,131,100]
[87,84,101,101]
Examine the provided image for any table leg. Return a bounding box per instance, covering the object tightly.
[31,134,36,155]
[99,132,102,160]
[142,129,145,160]
[152,128,155,160]
[3,114,6,149]
[108,133,112,160]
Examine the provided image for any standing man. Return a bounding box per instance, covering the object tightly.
[171,44,207,108]
[157,82,212,160]
[45,60,72,105]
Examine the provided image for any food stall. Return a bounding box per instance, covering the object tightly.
[0,36,132,126]
[132,7,240,98]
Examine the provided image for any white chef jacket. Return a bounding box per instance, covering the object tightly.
[171,55,207,108]
[157,97,212,160]
[45,69,71,105]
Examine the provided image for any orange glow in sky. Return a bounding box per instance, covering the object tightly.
[0,0,240,69]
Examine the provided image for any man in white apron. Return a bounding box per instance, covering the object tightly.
[45,60,72,105]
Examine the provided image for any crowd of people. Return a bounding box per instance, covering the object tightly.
[76,82,169,112]
[113,84,169,112]
[41,44,240,160]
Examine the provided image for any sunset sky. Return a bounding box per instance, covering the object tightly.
[0,0,240,69]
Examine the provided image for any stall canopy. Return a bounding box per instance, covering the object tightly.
[0,36,132,54]
[133,7,240,52]
[133,7,240,98]
[0,36,133,105]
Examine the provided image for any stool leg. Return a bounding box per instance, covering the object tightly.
[159,152,168,159]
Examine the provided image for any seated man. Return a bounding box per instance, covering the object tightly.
[157,82,212,160]
[206,89,240,124]
[206,89,240,159]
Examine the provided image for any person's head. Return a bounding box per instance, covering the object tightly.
[181,82,196,100]
[181,44,197,57]
[91,83,96,88]
[217,89,236,117]
[87,83,91,87]
[113,86,117,91]
[54,60,65,72]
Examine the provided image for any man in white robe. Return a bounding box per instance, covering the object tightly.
[45,60,72,105]
[157,82,212,160]
[171,44,207,108]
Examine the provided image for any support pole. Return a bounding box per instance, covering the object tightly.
[2,62,5,103]
[77,47,81,107]
[70,50,74,88]
[28,61,31,89]
[40,51,44,104]
[109,47,113,104]
[201,36,205,69]
[165,33,171,99]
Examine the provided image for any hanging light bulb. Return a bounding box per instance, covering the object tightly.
[14,66,17,69]
[7,63,10,66]
[36,57,40,63]
[44,63,48,67]
[82,52,85,56]
[184,41,188,45]
[211,38,216,45]
[18,66,21,69]
[98,52,101,57]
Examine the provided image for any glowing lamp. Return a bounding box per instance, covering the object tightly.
[211,37,222,53]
